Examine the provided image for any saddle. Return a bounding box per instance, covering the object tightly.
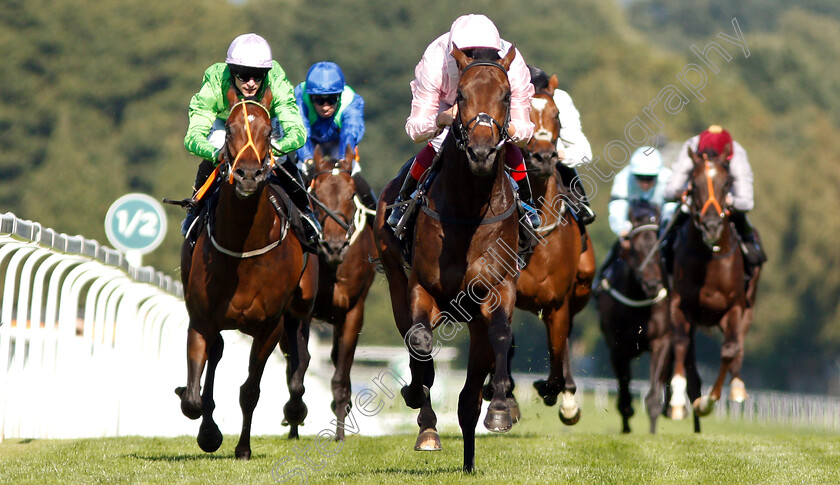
[176,176,318,255]
[388,162,537,269]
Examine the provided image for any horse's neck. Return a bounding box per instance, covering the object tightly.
[214,185,277,245]
[433,144,511,214]
[530,174,557,208]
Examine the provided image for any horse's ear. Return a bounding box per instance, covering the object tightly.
[548,74,559,92]
[722,142,732,161]
[451,44,471,71]
[688,146,702,165]
[344,145,355,164]
[313,144,323,164]
[225,84,239,109]
[498,43,516,71]
[259,83,273,109]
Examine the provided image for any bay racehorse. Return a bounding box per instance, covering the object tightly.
[374,45,520,472]
[300,144,377,441]
[513,74,596,425]
[668,144,760,432]
[177,86,317,458]
[596,200,670,433]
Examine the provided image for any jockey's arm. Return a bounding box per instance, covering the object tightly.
[267,64,306,156]
[339,93,366,161]
[554,89,593,167]
[728,141,755,212]
[506,45,535,147]
[184,65,227,162]
[663,137,696,202]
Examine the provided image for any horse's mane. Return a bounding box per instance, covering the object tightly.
[630,199,660,222]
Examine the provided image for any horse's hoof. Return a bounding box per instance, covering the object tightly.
[400,385,429,409]
[414,429,442,451]
[235,447,251,460]
[559,406,581,426]
[180,399,202,420]
[483,408,513,433]
[693,395,716,417]
[283,401,308,426]
[288,427,300,440]
[533,380,558,406]
[730,378,749,403]
[507,397,521,424]
[670,405,687,420]
[559,391,581,426]
[197,421,223,453]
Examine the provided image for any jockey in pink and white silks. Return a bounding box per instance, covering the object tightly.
[387,14,538,229]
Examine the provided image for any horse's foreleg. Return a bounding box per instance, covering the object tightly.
[235,321,285,460]
[571,233,596,313]
[701,307,745,414]
[534,304,571,412]
[669,299,691,420]
[197,336,224,452]
[180,327,214,420]
[459,321,493,473]
[282,314,310,439]
[483,293,515,433]
[401,286,437,410]
[611,351,634,434]
[728,305,753,403]
[330,300,364,441]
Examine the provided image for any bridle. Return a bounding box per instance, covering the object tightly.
[598,221,667,307]
[308,163,373,255]
[452,61,511,152]
[218,100,274,183]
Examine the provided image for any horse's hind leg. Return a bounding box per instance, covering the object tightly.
[178,327,214,420]
[330,300,364,441]
[611,351,634,434]
[685,331,702,433]
[197,336,224,452]
[235,321,285,460]
[281,314,310,439]
[646,334,671,434]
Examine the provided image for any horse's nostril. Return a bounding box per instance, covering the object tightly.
[235,169,245,178]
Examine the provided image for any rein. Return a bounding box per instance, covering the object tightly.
[598,277,668,308]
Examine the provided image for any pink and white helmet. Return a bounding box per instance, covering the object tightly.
[225,33,273,69]
[448,14,501,51]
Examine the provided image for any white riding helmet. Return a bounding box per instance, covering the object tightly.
[449,14,502,51]
[225,33,273,69]
[629,146,663,176]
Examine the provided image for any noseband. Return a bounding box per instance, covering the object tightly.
[452,61,511,152]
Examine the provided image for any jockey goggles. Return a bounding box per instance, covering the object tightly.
[231,68,267,83]
[311,94,339,106]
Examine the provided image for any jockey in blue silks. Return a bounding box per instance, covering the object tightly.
[294,62,377,211]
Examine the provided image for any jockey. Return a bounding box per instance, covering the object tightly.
[294,61,377,212]
[527,65,596,226]
[599,146,675,278]
[182,33,320,244]
[663,125,767,267]
[387,14,539,229]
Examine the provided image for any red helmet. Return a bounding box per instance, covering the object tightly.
[697,125,734,160]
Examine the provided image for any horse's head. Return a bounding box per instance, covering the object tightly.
[309,144,357,265]
[686,143,733,249]
[451,45,515,177]
[524,75,561,178]
[623,200,664,298]
[220,87,274,199]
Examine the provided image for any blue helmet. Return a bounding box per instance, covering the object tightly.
[305,62,345,95]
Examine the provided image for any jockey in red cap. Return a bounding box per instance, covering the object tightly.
[663,125,767,268]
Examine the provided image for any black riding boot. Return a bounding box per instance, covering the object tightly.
[597,239,622,283]
[273,158,322,246]
[556,163,596,226]
[730,210,767,266]
[386,169,418,229]
[181,159,216,236]
[516,177,542,229]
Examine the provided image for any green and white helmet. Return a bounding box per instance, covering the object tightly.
[225,33,273,69]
